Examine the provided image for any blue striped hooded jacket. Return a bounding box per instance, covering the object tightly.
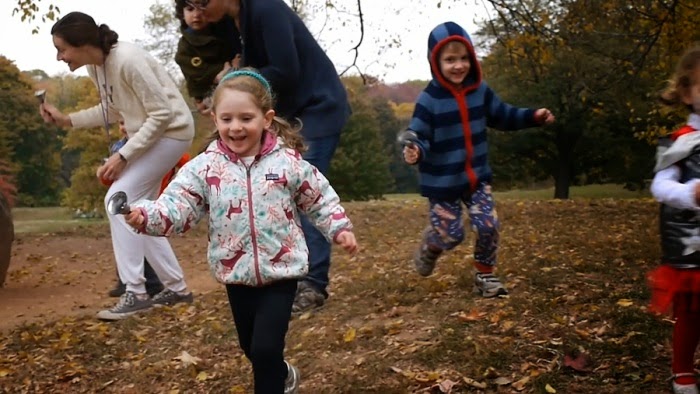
[408,21,542,199]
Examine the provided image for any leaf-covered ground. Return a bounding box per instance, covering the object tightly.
[0,198,682,393]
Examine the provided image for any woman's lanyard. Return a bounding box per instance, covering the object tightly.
[94,62,111,156]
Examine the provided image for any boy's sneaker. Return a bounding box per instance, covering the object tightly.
[292,281,325,315]
[96,291,153,321]
[673,382,699,394]
[413,227,442,277]
[151,289,194,306]
[473,272,508,298]
[284,361,300,394]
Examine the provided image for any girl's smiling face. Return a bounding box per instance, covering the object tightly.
[212,89,274,157]
[682,65,700,113]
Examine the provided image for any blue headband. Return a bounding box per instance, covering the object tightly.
[219,70,272,93]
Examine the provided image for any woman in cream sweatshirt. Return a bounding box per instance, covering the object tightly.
[39,11,195,321]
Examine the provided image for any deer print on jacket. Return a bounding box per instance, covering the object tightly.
[131,131,353,287]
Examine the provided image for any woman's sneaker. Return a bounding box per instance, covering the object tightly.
[292,281,325,315]
[151,289,194,306]
[96,291,153,321]
[473,272,508,298]
[284,361,300,394]
[413,227,442,276]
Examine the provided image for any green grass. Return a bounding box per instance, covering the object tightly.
[9,184,649,234]
[11,206,106,234]
[385,183,650,202]
[496,183,651,200]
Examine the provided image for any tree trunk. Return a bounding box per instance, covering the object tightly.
[553,129,576,200]
[0,192,13,287]
[553,163,571,199]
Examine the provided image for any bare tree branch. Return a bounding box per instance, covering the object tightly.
[339,0,366,83]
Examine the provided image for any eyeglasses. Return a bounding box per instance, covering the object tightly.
[185,0,209,10]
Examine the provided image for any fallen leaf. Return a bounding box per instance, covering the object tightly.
[512,376,530,391]
[564,352,593,372]
[616,299,634,307]
[494,376,512,385]
[173,351,201,367]
[462,376,486,389]
[343,327,357,342]
[545,383,557,393]
[456,309,486,322]
[434,379,458,393]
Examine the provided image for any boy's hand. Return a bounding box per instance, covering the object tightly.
[215,61,233,84]
[124,210,145,228]
[230,54,241,70]
[535,108,555,125]
[335,231,358,255]
[194,97,212,115]
[403,144,420,164]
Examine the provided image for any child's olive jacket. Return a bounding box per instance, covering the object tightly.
[132,132,352,287]
[408,21,541,199]
[174,18,240,100]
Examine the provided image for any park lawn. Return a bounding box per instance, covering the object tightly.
[1,191,674,393]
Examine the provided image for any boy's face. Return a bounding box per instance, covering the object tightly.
[184,4,208,31]
[438,41,471,86]
[118,121,127,137]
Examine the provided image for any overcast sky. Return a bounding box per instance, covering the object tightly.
[1,0,491,84]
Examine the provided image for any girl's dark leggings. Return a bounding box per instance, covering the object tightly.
[226,279,297,394]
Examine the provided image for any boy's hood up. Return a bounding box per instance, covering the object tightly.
[428,21,482,91]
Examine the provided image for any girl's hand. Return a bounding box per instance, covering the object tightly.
[96,153,128,183]
[403,144,420,164]
[124,209,145,228]
[535,108,555,125]
[39,103,72,127]
[335,231,358,255]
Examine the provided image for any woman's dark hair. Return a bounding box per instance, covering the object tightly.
[50,11,119,55]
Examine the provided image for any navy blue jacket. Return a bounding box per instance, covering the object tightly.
[408,22,541,199]
[239,0,351,139]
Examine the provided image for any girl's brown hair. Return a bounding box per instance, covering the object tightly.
[205,68,306,152]
[660,43,700,111]
[51,12,119,56]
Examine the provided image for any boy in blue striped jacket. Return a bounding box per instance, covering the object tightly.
[403,21,555,297]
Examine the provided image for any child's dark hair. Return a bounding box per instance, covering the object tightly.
[174,0,190,31]
[205,67,306,153]
[51,12,119,56]
[660,43,700,111]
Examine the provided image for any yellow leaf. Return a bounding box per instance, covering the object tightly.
[617,299,633,307]
[196,371,208,381]
[512,376,530,391]
[545,383,557,393]
[343,327,356,342]
[0,369,11,377]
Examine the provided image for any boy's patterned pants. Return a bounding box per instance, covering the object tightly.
[426,182,499,271]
